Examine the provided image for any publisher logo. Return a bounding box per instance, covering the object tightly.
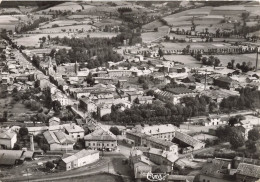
[146,172,168,181]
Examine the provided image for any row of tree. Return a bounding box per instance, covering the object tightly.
[104,95,217,125]
[220,87,260,112]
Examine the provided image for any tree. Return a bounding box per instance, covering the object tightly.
[13,143,21,150]
[52,100,62,112]
[142,82,149,90]
[109,126,120,136]
[229,129,245,149]
[248,128,260,141]
[245,139,256,152]
[46,161,55,170]
[19,127,28,137]
[158,48,164,57]
[41,144,49,153]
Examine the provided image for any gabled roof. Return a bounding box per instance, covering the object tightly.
[63,124,84,133]
[62,149,99,164]
[0,129,16,139]
[43,131,75,145]
[84,128,117,141]
[0,150,24,165]
[174,131,204,148]
[237,163,260,178]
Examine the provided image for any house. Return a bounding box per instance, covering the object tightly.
[84,127,117,151]
[134,147,179,173]
[0,150,34,165]
[129,152,153,179]
[213,77,237,90]
[198,159,236,182]
[63,124,85,140]
[127,92,143,103]
[173,131,205,152]
[59,149,99,171]
[52,91,71,106]
[0,129,17,149]
[43,130,75,151]
[236,163,260,182]
[236,120,253,140]
[202,115,226,126]
[182,75,195,83]
[48,117,61,126]
[136,96,153,104]
[146,136,178,153]
[233,157,260,169]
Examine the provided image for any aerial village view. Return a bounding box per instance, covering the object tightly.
[1,0,260,182]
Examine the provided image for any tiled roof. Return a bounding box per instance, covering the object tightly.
[0,129,16,139]
[135,124,177,136]
[166,87,194,95]
[0,150,23,165]
[63,124,84,133]
[237,163,260,178]
[43,131,75,145]
[84,128,117,141]
[146,136,177,148]
[174,131,204,148]
[62,149,99,164]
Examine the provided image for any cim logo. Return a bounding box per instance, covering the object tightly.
[146,172,168,181]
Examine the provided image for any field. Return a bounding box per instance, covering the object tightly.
[141,26,169,42]
[77,32,118,39]
[30,24,94,33]
[163,55,201,68]
[142,20,164,31]
[40,2,82,12]
[203,54,257,66]
[39,20,80,28]
[94,19,122,28]
[15,33,72,47]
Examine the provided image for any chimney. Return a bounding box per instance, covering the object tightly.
[30,135,34,151]
[204,70,207,90]
[256,47,259,72]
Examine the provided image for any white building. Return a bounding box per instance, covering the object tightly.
[0,129,17,149]
[59,149,99,171]
[63,124,85,140]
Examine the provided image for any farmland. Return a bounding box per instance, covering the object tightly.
[30,24,94,33]
[141,26,169,42]
[14,33,73,47]
[40,2,83,12]
[164,55,201,68]
[203,54,257,66]
[39,20,81,28]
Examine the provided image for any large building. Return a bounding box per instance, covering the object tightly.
[84,127,117,151]
[63,124,85,140]
[43,131,75,151]
[59,149,99,171]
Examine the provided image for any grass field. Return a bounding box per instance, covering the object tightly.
[31,24,94,33]
[141,26,169,42]
[77,32,118,38]
[41,2,82,12]
[164,55,201,68]
[15,33,72,47]
[203,54,257,66]
[40,20,80,28]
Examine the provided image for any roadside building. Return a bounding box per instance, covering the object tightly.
[48,117,61,126]
[59,149,99,171]
[43,130,75,151]
[173,131,205,152]
[63,124,85,140]
[0,150,34,165]
[84,127,117,151]
[135,96,154,104]
[0,129,17,149]
[236,163,260,182]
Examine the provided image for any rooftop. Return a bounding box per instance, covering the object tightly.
[134,124,177,135]
[62,149,99,164]
[63,124,84,133]
[237,163,260,178]
[84,128,117,141]
[174,131,204,148]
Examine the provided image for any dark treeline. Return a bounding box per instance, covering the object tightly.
[106,95,217,125]
[18,17,50,33]
[51,31,142,68]
[220,87,260,112]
